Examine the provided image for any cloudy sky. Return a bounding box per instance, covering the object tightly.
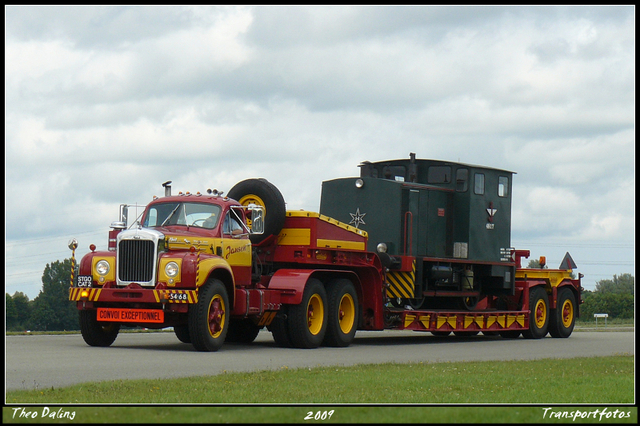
[5,5,635,300]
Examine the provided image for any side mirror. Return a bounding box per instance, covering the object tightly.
[248,205,265,235]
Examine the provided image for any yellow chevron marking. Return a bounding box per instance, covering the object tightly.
[486,316,497,328]
[154,289,198,303]
[386,260,416,299]
[464,315,484,329]
[404,314,416,328]
[69,287,102,302]
[498,315,506,328]
[258,311,277,326]
[516,314,525,327]
[436,315,456,329]
[91,288,101,301]
[419,315,431,329]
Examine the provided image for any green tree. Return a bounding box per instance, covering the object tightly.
[595,273,634,294]
[580,274,634,320]
[6,293,18,329]
[28,259,79,331]
[527,259,547,269]
[8,291,32,331]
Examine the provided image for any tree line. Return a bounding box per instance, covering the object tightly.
[6,259,79,331]
[5,258,636,331]
[579,273,634,320]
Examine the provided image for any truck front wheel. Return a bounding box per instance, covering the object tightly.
[549,287,576,338]
[174,325,191,343]
[189,279,230,352]
[288,278,327,349]
[79,310,120,347]
[323,278,358,347]
[523,286,549,339]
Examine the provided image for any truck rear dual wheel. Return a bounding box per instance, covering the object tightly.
[288,278,328,349]
[226,318,262,344]
[522,286,549,339]
[174,325,191,343]
[323,278,358,347]
[549,287,576,338]
[188,279,230,352]
[268,306,293,348]
[79,310,120,347]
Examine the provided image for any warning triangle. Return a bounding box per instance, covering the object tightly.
[559,252,577,270]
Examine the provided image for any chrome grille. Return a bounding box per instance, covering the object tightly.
[118,239,155,284]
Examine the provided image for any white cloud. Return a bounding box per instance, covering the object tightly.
[5,5,634,298]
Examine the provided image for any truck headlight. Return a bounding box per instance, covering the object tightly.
[96,260,110,276]
[165,261,180,278]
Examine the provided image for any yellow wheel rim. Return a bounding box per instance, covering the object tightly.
[338,293,356,334]
[307,294,325,336]
[534,299,547,328]
[208,294,226,339]
[561,299,574,328]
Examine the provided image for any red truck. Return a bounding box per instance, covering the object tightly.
[69,155,583,351]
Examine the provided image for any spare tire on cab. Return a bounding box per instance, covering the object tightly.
[227,178,286,244]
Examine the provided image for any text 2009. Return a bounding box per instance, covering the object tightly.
[304,410,334,421]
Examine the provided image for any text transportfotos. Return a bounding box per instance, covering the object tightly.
[542,407,631,421]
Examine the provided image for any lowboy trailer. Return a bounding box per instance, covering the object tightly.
[69,154,583,351]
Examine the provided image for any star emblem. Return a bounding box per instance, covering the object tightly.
[349,208,366,228]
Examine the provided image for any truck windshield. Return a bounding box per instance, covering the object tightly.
[143,202,222,230]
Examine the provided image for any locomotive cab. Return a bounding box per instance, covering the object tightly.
[320,153,516,309]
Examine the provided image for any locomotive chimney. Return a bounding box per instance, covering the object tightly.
[162,181,172,197]
[409,152,417,182]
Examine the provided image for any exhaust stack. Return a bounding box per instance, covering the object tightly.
[162,181,172,197]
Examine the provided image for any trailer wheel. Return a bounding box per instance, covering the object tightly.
[522,286,549,339]
[174,324,191,343]
[459,295,479,310]
[226,319,262,343]
[549,287,576,338]
[188,279,230,352]
[499,330,521,339]
[79,310,120,347]
[288,278,327,349]
[453,331,479,337]
[227,178,286,244]
[323,278,358,347]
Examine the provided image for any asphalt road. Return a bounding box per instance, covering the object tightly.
[5,330,634,392]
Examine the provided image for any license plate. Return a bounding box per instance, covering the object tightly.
[77,275,93,287]
[97,308,164,323]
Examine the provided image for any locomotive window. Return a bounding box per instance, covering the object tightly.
[428,166,451,184]
[498,176,509,197]
[474,173,485,195]
[382,166,406,181]
[456,169,468,192]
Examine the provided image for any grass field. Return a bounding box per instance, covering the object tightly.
[4,355,635,424]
